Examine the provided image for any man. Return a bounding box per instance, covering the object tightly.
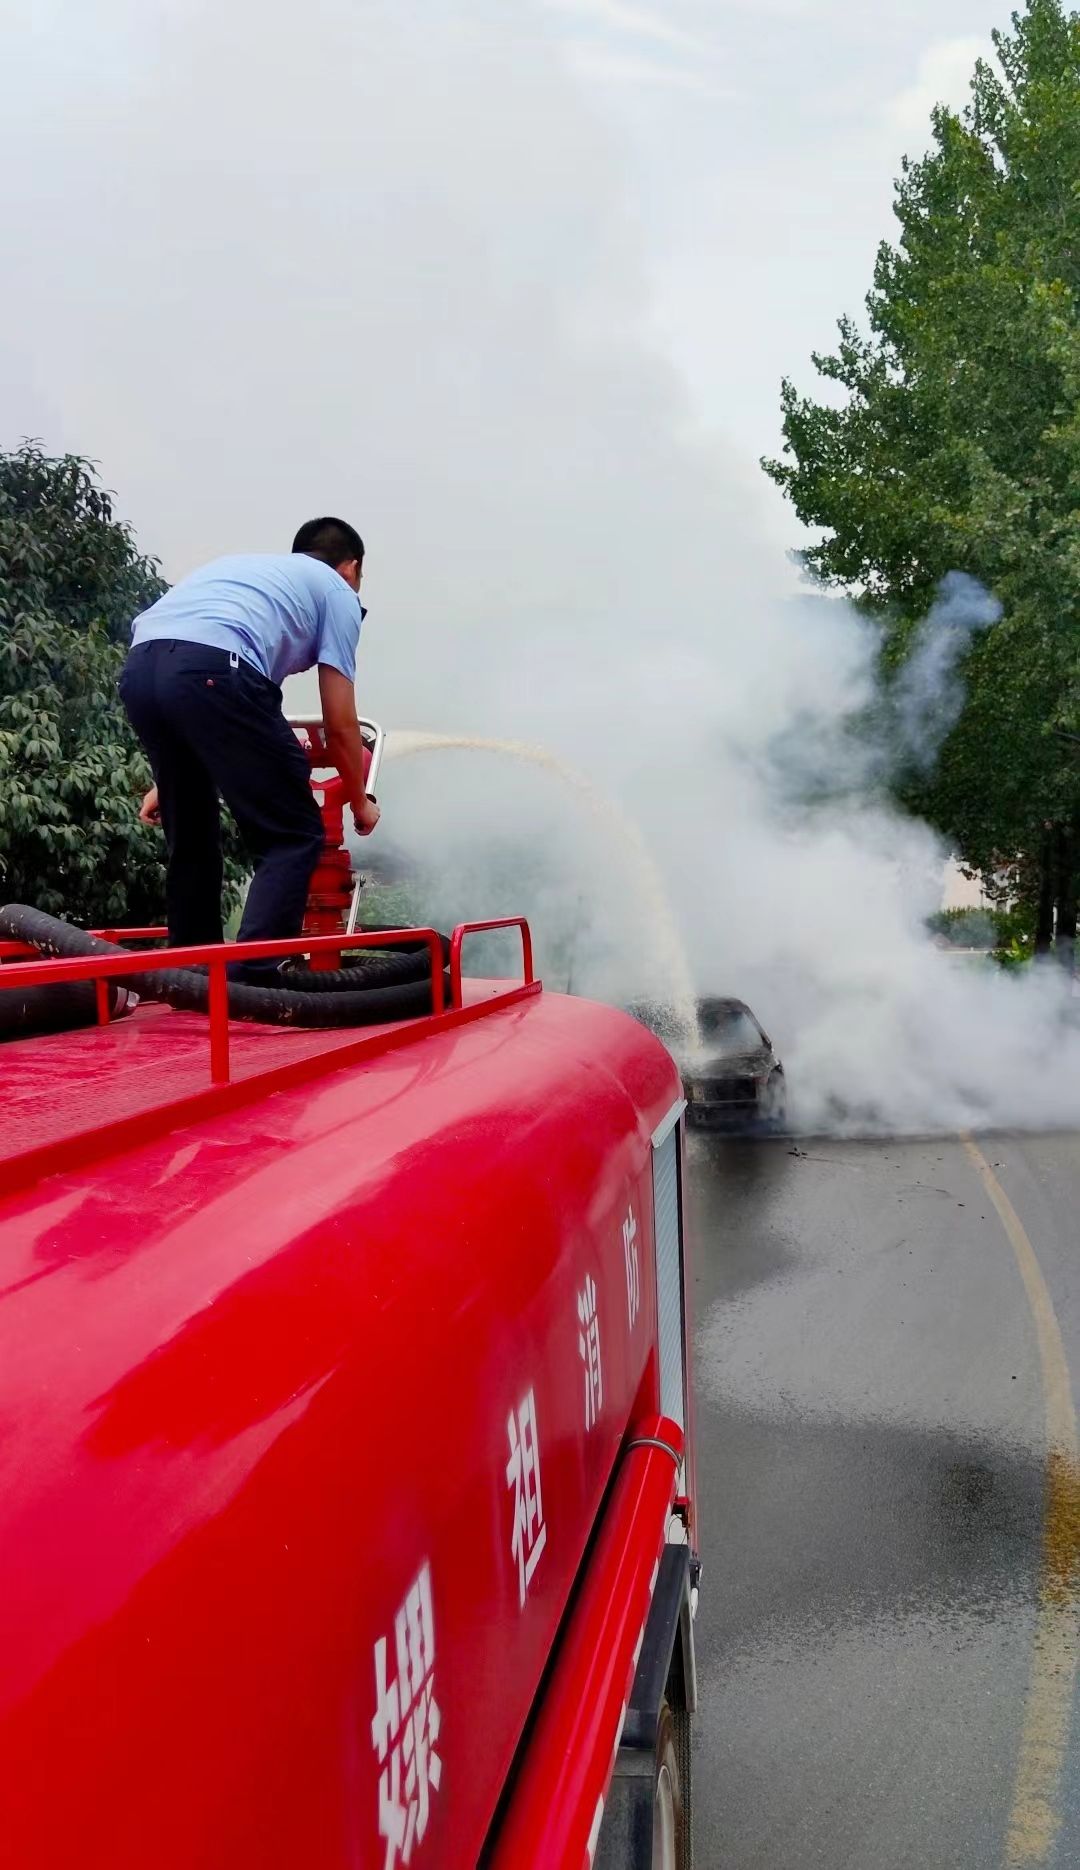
[119,517,379,977]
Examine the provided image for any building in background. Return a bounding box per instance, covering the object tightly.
[942,857,993,911]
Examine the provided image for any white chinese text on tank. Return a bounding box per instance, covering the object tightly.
[577,1274,603,1430]
[622,1203,640,1330]
[506,1387,547,1608]
[372,1560,443,1869]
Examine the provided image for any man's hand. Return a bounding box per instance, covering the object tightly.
[139,785,161,826]
[353,795,381,837]
[318,664,378,831]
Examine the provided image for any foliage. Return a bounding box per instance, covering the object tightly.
[763,0,1080,942]
[2,444,166,645]
[925,906,1000,947]
[995,933,1036,967]
[973,892,1069,965]
[355,846,600,991]
[0,442,240,925]
[990,898,1039,947]
[355,881,427,930]
[924,903,1042,967]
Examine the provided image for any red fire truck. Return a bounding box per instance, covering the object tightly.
[0,720,699,1870]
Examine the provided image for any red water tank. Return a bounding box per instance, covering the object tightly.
[0,964,694,1868]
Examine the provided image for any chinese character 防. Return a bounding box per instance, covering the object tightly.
[506,1387,547,1609]
[577,1274,603,1430]
[623,1204,640,1329]
[371,1561,443,1868]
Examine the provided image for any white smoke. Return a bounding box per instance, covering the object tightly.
[892,571,1002,774]
[2,0,1079,1134]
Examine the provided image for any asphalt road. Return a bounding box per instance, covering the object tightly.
[687,1128,1080,1870]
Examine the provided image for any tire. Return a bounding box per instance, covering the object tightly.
[673,1702,693,1870]
[654,1700,689,1870]
[594,1698,690,1870]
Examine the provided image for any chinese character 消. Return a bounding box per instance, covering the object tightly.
[371,1561,443,1868]
[506,1387,547,1608]
[577,1274,603,1430]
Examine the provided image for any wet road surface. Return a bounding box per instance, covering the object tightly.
[687,1129,1080,1870]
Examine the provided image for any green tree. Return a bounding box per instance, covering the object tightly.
[764,0,1080,957]
[0,443,191,925]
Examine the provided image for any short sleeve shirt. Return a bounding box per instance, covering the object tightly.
[130,553,362,687]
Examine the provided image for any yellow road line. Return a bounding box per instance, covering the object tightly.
[963,1137,1080,1866]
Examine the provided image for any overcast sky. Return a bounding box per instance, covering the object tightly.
[1,0,998,576]
[545,0,995,474]
[6,0,1056,1112]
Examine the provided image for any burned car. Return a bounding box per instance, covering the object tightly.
[682,996,787,1130]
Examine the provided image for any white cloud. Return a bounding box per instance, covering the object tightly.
[543,0,727,98]
[571,46,731,98]
[543,0,709,55]
[885,36,988,146]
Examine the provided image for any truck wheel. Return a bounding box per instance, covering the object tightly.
[654,1700,689,1870]
[673,1700,693,1869]
[595,1697,690,1870]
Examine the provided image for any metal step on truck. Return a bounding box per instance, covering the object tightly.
[0,717,700,1870]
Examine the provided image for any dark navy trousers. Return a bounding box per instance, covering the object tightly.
[119,639,323,965]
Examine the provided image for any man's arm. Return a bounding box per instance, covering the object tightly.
[317,664,380,835]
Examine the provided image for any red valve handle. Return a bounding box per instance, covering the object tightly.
[296,726,373,810]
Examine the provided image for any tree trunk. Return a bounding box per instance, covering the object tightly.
[1035,831,1056,954]
[1054,820,1080,972]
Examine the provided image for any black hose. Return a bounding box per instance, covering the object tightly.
[277,931,451,993]
[0,980,120,1043]
[0,906,451,1030]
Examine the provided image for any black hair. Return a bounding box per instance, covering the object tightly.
[291,516,364,566]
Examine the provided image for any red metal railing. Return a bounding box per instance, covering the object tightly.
[487,1413,683,1870]
[0,929,447,1087]
[449,916,534,1009]
[90,926,169,943]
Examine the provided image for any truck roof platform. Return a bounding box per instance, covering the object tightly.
[0,920,538,1198]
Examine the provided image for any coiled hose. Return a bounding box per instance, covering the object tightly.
[0,979,121,1042]
[0,905,452,1032]
[277,927,450,993]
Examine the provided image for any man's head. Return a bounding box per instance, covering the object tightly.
[292,517,364,593]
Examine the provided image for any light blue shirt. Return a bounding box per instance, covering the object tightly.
[131,553,362,687]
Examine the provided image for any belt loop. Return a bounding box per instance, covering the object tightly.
[229,652,239,669]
